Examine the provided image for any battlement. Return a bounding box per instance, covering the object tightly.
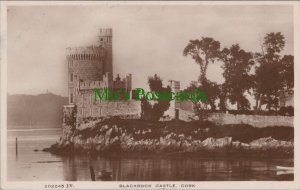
[66,46,102,54]
[76,73,132,91]
[79,80,108,90]
[99,28,112,36]
[76,72,111,90]
[66,46,106,60]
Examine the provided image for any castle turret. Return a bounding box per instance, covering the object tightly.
[66,46,106,104]
[98,28,113,81]
[66,28,114,105]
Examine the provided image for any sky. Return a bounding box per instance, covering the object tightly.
[7,5,293,96]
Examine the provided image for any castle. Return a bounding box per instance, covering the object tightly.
[63,28,194,124]
[62,28,294,128]
[63,28,141,122]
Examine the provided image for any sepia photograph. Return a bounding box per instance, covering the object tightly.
[0,1,299,190]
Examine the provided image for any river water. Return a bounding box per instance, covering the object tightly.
[7,128,293,181]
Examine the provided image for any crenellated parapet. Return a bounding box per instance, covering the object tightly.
[79,81,107,90]
[111,74,132,92]
[66,46,106,61]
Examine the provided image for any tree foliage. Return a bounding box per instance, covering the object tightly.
[183,37,220,83]
[220,44,254,110]
[141,74,171,121]
[279,55,294,90]
[182,32,293,114]
[184,80,220,120]
[253,32,293,111]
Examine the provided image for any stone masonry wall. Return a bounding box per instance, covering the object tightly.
[178,109,293,128]
[77,100,141,119]
[208,113,293,128]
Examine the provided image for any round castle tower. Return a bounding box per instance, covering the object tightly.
[66,28,113,104]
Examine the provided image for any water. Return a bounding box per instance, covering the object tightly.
[7,128,293,181]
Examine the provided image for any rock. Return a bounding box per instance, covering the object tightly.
[165,133,173,139]
[204,128,210,132]
[47,120,294,156]
[202,137,215,149]
[187,140,202,152]
[241,142,250,149]
[105,128,113,138]
[232,141,241,148]
[249,137,293,151]
[178,134,185,140]
[201,137,232,149]
[111,136,120,144]
[112,125,118,132]
[215,137,232,148]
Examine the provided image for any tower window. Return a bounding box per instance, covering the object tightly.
[70,73,73,82]
[100,38,103,41]
[70,93,73,104]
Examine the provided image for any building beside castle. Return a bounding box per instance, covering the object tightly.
[64,28,140,122]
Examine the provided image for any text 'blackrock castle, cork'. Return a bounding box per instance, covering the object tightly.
[63,28,141,122]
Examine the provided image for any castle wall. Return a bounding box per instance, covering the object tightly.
[176,101,193,111]
[176,109,293,128]
[77,100,141,119]
[208,113,294,128]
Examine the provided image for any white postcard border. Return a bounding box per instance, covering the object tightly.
[1,1,300,190]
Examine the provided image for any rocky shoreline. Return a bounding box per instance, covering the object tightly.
[44,118,293,157]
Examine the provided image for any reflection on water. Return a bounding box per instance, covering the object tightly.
[60,156,293,181]
[7,128,293,181]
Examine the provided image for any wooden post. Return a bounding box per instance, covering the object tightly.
[89,165,95,181]
[16,137,18,156]
[88,152,95,181]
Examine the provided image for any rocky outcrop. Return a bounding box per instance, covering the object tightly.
[249,137,293,152]
[44,119,293,156]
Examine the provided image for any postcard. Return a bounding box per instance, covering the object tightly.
[1,1,299,190]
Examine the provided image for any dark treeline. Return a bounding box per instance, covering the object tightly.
[7,93,68,127]
[182,32,294,116]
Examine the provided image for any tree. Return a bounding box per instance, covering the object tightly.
[218,84,228,111]
[263,32,285,55]
[183,37,220,83]
[184,80,220,120]
[140,74,171,121]
[254,62,282,111]
[253,32,289,111]
[279,55,294,90]
[220,44,254,110]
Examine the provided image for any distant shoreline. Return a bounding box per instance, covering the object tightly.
[7,127,62,131]
[7,125,62,130]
